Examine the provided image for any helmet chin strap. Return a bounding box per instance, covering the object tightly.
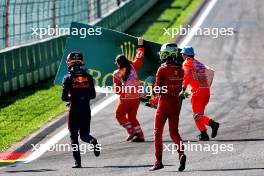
[162,56,177,65]
[160,58,167,64]
[68,64,83,71]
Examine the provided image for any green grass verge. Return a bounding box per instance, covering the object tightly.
[0,81,65,152]
[126,0,202,43]
[0,0,202,152]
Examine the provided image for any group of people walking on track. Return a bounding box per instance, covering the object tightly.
[61,37,220,171]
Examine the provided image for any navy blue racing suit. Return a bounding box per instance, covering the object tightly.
[61,67,97,163]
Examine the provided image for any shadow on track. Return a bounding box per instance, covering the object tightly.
[196,168,264,172]
[103,164,174,169]
[3,169,56,173]
[143,138,264,143]
[166,167,264,173]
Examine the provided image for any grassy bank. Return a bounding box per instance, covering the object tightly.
[0,80,65,152]
[0,0,202,152]
[127,0,202,43]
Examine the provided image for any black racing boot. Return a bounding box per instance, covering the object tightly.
[149,161,164,171]
[71,136,81,168]
[126,127,137,141]
[131,136,145,142]
[122,123,137,141]
[91,138,101,157]
[131,131,145,142]
[209,120,220,138]
[72,160,81,168]
[72,150,81,168]
[178,154,186,172]
[198,131,209,141]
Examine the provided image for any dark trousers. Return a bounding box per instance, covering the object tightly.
[68,102,97,162]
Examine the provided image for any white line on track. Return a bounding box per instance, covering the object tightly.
[24,94,119,163]
[0,0,218,170]
[179,0,218,47]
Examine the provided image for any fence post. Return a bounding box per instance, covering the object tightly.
[87,0,90,23]
[97,0,101,18]
[52,0,56,33]
[5,0,10,48]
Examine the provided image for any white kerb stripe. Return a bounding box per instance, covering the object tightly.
[179,0,218,47]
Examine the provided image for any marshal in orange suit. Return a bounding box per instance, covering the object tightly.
[113,38,145,142]
[180,46,220,141]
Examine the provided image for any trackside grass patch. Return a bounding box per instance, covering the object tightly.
[126,0,202,43]
[0,81,65,152]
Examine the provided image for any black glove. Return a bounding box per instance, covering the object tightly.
[179,90,186,100]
